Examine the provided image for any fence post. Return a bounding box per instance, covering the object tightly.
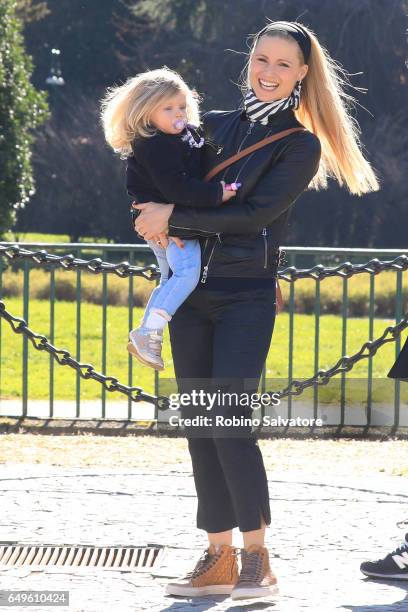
[287,253,296,421]
[340,276,348,427]
[101,249,108,419]
[22,260,30,417]
[49,267,55,417]
[128,250,134,420]
[366,273,375,427]
[314,277,321,421]
[0,258,3,404]
[394,269,403,430]
[75,250,82,418]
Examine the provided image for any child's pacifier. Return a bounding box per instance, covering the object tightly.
[225,182,242,191]
[173,119,186,130]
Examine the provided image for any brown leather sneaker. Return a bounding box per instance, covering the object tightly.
[165,544,239,597]
[230,544,279,601]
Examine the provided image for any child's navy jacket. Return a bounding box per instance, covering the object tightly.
[126,126,223,208]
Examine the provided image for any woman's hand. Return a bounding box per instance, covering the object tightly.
[133,202,174,241]
[149,233,185,249]
[132,203,184,248]
[151,233,170,247]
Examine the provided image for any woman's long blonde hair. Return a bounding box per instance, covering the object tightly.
[244,22,379,196]
[100,67,200,158]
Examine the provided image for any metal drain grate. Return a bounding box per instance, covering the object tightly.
[0,544,164,570]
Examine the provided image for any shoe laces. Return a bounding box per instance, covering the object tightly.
[185,548,220,579]
[238,549,264,583]
[390,536,408,557]
[146,330,162,355]
[374,534,408,562]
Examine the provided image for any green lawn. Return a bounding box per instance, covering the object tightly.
[1,297,407,403]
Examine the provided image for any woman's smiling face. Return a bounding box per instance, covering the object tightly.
[249,35,309,102]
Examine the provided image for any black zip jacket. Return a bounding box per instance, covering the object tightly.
[168,107,321,281]
[126,127,223,207]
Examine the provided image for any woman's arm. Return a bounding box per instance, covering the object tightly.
[134,133,321,239]
[168,133,321,235]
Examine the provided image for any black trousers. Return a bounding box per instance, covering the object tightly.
[168,281,276,533]
[388,336,408,381]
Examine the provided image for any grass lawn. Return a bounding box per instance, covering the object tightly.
[1,297,407,402]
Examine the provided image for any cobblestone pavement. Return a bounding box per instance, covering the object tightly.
[0,463,407,611]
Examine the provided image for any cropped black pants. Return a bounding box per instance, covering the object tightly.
[388,336,408,381]
[168,280,277,533]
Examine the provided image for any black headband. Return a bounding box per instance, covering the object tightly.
[257,21,311,63]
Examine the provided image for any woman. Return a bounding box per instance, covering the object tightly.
[134,21,379,601]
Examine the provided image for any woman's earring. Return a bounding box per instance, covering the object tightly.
[293,80,303,110]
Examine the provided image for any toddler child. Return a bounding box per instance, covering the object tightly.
[101,67,238,370]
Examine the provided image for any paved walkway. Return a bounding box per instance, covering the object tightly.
[0,463,407,611]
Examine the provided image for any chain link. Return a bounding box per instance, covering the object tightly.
[1,244,407,282]
[0,245,160,280]
[0,246,407,406]
[0,302,170,411]
[278,254,408,282]
[1,297,406,404]
[277,313,408,399]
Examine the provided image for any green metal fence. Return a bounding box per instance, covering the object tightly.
[0,242,407,429]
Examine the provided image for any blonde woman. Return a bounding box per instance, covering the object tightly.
[101,68,236,369]
[133,21,379,601]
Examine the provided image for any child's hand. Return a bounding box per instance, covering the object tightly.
[221,181,237,202]
[169,236,185,249]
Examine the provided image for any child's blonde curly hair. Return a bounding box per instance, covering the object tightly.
[100,67,200,158]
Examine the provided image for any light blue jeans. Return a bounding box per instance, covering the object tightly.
[142,238,201,324]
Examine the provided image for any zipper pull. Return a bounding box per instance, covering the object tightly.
[217,233,222,244]
[262,227,268,269]
[247,121,255,135]
[201,266,208,283]
[206,139,223,154]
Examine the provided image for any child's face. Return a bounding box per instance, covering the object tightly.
[149,91,188,134]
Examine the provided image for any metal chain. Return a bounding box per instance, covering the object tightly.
[0,302,170,411]
[278,253,408,282]
[1,244,407,282]
[0,246,407,405]
[1,299,406,405]
[0,245,160,280]
[277,312,408,400]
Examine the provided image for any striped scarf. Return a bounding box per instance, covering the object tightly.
[244,81,302,125]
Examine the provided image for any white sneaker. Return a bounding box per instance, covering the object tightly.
[127,327,164,370]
